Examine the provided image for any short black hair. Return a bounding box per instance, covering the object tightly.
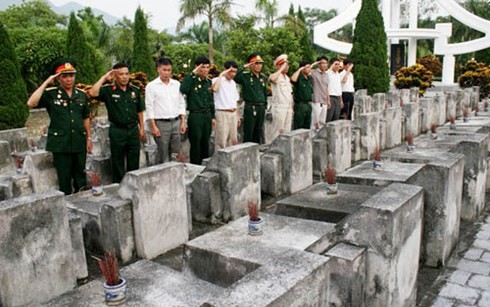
[299,60,310,68]
[330,58,340,64]
[113,62,130,70]
[316,55,328,62]
[156,57,173,67]
[343,58,353,65]
[224,60,238,69]
[195,55,210,66]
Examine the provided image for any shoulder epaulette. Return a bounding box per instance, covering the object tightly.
[101,83,114,87]
[129,84,140,90]
[46,87,57,91]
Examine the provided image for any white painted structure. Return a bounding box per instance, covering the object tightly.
[314,0,490,85]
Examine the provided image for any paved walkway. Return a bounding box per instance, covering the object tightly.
[432,216,490,306]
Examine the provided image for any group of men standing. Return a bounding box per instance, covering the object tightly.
[26,54,354,195]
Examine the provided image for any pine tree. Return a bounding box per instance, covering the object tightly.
[350,0,390,95]
[297,6,314,62]
[0,22,29,130]
[66,12,99,84]
[132,7,155,79]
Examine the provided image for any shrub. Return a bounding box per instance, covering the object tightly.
[458,59,490,99]
[417,55,442,77]
[0,22,29,130]
[394,64,434,96]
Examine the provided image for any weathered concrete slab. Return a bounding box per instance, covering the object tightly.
[382,147,465,267]
[185,213,334,306]
[312,138,328,179]
[118,162,188,259]
[43,260,225,307]
[351,128,362,162]
[0,191,76,306]
[23,150,58,193]
[316,120,352,172]
[309,183,424,307]
[325,243,366,307]
[190,171,222,223]
[266,129,312,194]
[415,133,488,221]
[356,112,380,160]
[68,213,88,281]
[275,182,381,223]
[0,127,29,152]
[0,140,13,173]
[382,107,402,148]
[206,143,261,221]
[261,153,283,196]
[337,160,425,187]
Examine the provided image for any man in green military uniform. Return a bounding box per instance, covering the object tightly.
[180,56,215,165]
[291,60,314,129]
[27,57,92,195]
[234,54,268,144]
[90,63,145,183]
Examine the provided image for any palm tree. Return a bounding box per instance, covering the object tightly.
[177,0,234,63]
[255,0,278,28]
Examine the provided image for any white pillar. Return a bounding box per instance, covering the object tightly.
[391,0,400,44]
[382,0,392,32]
[409,0,418,29]
[408,38,417,65]
[442,54,456,85]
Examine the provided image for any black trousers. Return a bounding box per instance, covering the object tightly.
[341,92,354,120]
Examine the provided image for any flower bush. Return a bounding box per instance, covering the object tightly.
[458,59,490,100]
[394,64,434,96]
[417,55,442,77]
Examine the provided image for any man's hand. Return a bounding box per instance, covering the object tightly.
[46,72,61,84]
[179,122,186,134]
[237,117,242,128]
[212,119,216,129]
[86,139,92,154]
[139,128,146,142]
[243,62,253,69]
[104,70,115,82]
[311,61,320,68]
[192,63,203,74]
[220,67,233,77]
[327,100,332,109]
[151,125,160,137]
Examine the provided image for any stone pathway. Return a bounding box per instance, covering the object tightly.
[431,216,490,306]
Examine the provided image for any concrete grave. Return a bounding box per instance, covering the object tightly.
[381,147,465,267]
[403,103,420,136]
[205,143,261,221]
[351,128,362,163]
[0,127,29,153]
[386,90,401,108]
[433,93,448,126]
[68,212,88,281]
[400,89,411,105]
[325,243,366,307]
[23,150,58,193]
[266,130,312,194]
[0,191,76,306]
[0,140,13,173]
[381,107,403,148]
[372,93,386,112]
[410,87,420,104]
[316,121,351,173]
[275,182,381,223]
[379,120,387,150]
[185,213,334,306]
[118,162,188,259]
[309,183,424,307]
[356,112,380,160]
[446,92,457,120]
[419,97,435,133]
[260,153,284,196]
[312,137,328,179]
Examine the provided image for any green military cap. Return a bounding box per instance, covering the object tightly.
[51,57,77,75]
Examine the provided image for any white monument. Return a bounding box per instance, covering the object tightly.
[314,0,490,85]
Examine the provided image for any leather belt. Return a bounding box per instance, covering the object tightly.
[216,109,236,113]
[111,122,138,129]
[156,116,180,122]
[190,109,212,113]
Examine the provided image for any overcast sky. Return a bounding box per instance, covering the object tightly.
[50,0,353,31]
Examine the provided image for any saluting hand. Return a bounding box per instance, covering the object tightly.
[243,62,253,69]
[193,63,203,74]
[311,61,320,68]
[46,72,61,85]
[104,70,116,82]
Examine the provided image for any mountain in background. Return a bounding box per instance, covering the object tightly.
[0,0,119,25]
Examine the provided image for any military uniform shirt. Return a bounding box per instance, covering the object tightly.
[234,68,267,103]
[180,72,214,116]
[40,86,90,153]
[98,83,145,126]
[293,73,313,102]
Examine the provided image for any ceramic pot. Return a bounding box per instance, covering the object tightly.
[248,217,263,236]
[372,160,382,171]
[92,185,103,196]
[326,183,338,195]
[104,278,127,306]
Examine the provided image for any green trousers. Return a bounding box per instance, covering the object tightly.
[188,112,212,165]
[52,151,87,195]
[243,104,265,143]
[109,125,140,183]
[294,103,312,130]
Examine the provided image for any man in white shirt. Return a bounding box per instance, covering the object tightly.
[340,58,355,120]
[326,58,343,122]
[212,60,240,149]
[145,58,186,163]
[268,54,294,141]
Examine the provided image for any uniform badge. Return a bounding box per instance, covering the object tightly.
[198,84,201,89]
[131,92,136,99]
[194,87,198,91]
[57,94,61,99]
[63,100,67,107]
[112,85,117,91]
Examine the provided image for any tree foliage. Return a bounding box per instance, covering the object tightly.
[350,0,390,95]
[0,0,66,29]
[162,43,224,74]
[0,23,29,130]
[67,12,102,84]
[132,7,156,79]
[178,0,233,63]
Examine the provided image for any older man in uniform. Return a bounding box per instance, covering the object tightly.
[90,62,145,183]
[268,54,294,141]
[234,53,268,144]
[180,56,215,165]
[291,60,314,129]
[27,57,92,195]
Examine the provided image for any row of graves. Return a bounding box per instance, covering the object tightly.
[0,85,487,306]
